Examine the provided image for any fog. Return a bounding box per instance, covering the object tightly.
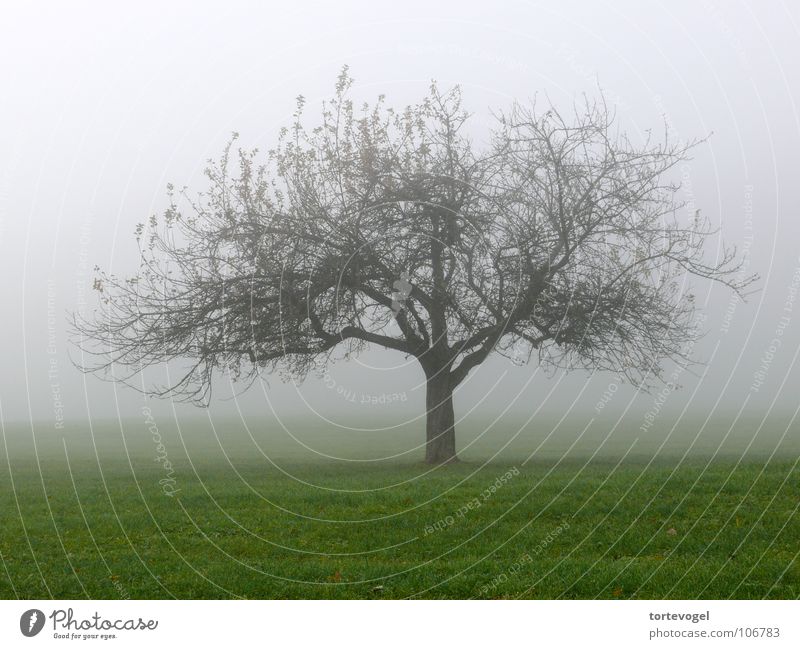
[1,0,798,449]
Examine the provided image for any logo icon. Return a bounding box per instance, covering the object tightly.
[20,609,45,637]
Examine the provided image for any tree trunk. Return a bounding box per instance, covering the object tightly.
[424,370,458,464]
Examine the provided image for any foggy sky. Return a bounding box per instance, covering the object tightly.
[1,0,798,433]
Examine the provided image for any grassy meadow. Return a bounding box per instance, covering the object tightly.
[1,414,798,599]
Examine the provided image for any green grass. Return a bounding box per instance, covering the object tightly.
[1,417,798,599]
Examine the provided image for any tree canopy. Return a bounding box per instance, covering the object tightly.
[74,68,755,462]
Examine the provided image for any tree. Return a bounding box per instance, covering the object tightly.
[73,68,755,464]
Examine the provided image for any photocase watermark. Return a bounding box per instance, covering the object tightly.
[509,336,530,366]
[702,0,752,73]
[640,314,707,434]
[476,466,519,501]
[424,467,519,536]
[322,372,408,406]
[391,271,413,315]
[720,185,755,334]
[23,608,159,641]
[651,94,698,224]
[529,520,571,555]
[479,552,534,596]
[477,520,571,595]
[640,382,677,434]
[595,381,619,414]
[20,609,45,637]
[750,256,800,393]
[75,216,94,318]
[111,575,130,600]
[509,282,564,365]
[46,278,65,430]
[20,607,157,640]
[141,404,180,497]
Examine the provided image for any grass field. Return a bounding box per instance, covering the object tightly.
[1,415,798,599]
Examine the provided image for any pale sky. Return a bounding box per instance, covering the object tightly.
[1,0,798,431]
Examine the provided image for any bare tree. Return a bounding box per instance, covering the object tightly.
[73,68,755,463]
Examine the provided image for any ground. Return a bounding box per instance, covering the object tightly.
[1,416,798,599]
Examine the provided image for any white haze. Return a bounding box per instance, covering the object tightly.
[0,0,798,443]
